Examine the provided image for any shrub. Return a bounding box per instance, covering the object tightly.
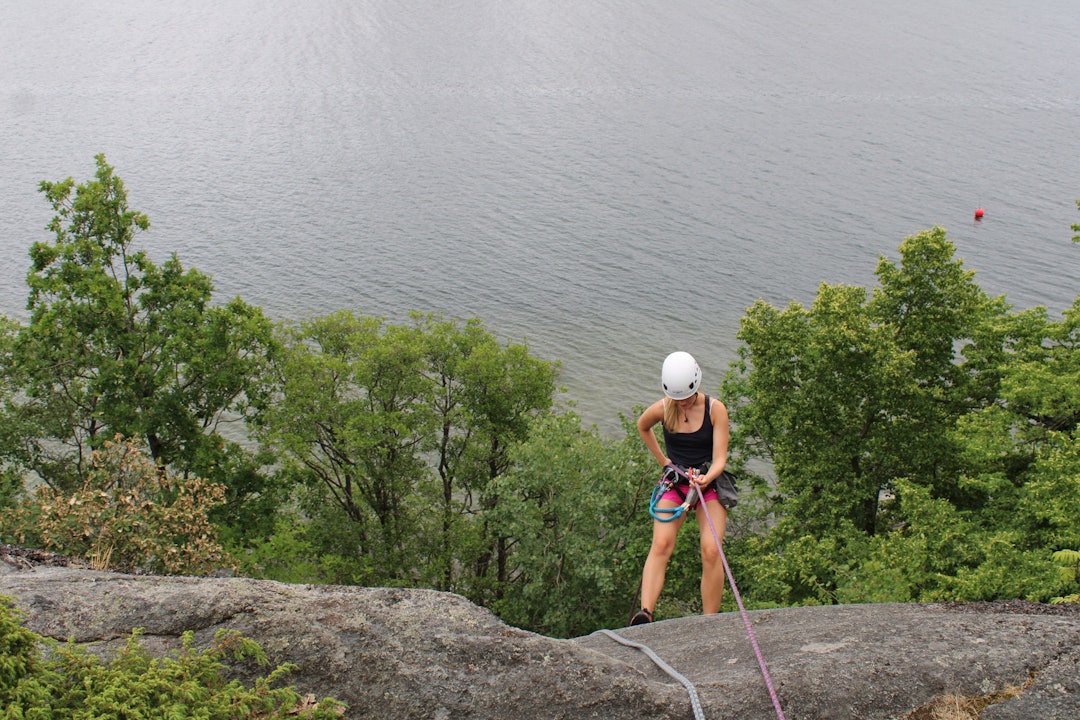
[1050,549,1080,604]
[2,436,232,575]
[0,595,344,719]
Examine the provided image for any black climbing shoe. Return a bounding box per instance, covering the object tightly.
[629,608,653,626]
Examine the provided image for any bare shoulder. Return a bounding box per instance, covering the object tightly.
[639,397,666,421]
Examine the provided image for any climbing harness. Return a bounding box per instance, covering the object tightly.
[648,464,701,522]
[600,466,788,720]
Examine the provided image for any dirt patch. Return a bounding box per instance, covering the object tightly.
[902,681,1031,720]
[0,543,77,570]
[942,599,1080,617]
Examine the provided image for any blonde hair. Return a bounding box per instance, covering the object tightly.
[662,392,706,432]
[662,397,680,432]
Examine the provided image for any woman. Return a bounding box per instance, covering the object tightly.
[630,351,735,625]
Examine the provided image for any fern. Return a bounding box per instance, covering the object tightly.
[1050,549,1080,605]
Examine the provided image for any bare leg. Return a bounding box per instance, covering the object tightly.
[639,501,684,613]
[696,499,728,614]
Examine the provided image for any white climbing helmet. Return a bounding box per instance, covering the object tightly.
[661,351,701,400]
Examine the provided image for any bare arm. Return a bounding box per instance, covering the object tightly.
[636,399,670,468]
[699,398,730,485]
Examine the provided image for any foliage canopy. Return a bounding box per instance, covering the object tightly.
[251,310,559,603]
[1,160,1077,638]
[2,155,277,535]
[721,227,1080,607]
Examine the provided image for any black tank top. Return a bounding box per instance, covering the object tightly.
[662,394,713,468]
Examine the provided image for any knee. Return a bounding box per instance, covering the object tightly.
[650,536,677,559]
[700,542,722,566]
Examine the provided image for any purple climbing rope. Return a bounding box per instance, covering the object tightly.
[698,485,787,720]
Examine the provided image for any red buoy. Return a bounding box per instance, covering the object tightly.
[974,208,985,220]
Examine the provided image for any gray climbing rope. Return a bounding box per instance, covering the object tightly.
[591,629,706,720]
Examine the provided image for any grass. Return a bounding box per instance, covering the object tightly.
[902,678,1032,720]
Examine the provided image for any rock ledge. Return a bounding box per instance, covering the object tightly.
[2,557,1077,719]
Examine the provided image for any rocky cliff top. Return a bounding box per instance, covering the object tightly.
[2,548,1077,719]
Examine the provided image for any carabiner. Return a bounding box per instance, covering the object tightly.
[648,467,699,522]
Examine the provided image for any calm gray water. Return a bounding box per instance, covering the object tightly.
[2,0,1078,433]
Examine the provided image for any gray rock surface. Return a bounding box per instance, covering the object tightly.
[581,601,1080,720]
[2,558,1078,719]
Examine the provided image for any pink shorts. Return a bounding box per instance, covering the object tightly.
[659,484,720,506]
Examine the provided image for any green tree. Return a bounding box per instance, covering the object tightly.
[721,225,1080,607]
[415,313,557,602]
[3,156,277,535]
[721,228,1005,604]
[488,412,655,637]
[1050,549,1080,604]
[726,228,999,539]
[937,296,1080,600]
[252,311,557,597]
[0,596,55,712]
[254,311,433,585]
[0,318,26,509]
[1072,199,1079,243]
